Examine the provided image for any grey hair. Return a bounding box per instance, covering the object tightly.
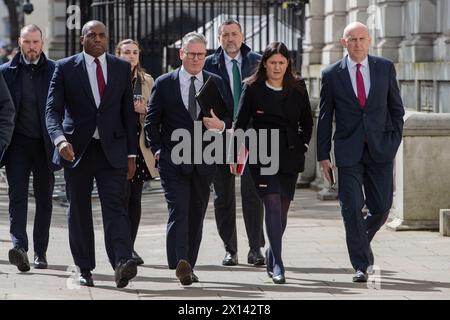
[218,19,242,35]
[20,24,43,38]
[342,21,369,39]
[81,20,106,36]
[181,32,207,51]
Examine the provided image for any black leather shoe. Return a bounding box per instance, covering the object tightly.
[222,252,238,266]
[115,259,138,288]
[175,259,192,285]
[248,248,265,266]
[79,271,94,287]
[272,274,286,284]
[34,253,48,269]
[191,272,199,283]
[8,247,30,272]
[352,270,368,283]
[132,250,144,265]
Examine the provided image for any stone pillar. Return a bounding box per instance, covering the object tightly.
[321,0,346,65]
[399,0,439,62]
[303,0,325,66]
[297,98,319,188]
[434,0,450,61]
[372,0,404,62]
[347,0,370,24]
[440,209,450,236]
[24,0,67,60]
[387,112,450,231]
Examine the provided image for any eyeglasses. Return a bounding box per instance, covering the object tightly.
[185,52,206,60]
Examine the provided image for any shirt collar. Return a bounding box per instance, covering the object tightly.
[347,55,369,70]
[224,51,242,65]
[180,65,203,83]
[21,55,40,65]
[83,51,106,66]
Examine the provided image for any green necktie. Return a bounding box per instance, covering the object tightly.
[231,59,242,119]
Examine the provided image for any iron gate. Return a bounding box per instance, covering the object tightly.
[65,0,307,78]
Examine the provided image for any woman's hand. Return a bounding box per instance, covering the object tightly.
[134,99,146,114]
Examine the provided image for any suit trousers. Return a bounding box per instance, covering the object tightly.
[338,145,393,272]
[64,139,132,271]
[5,133,54,254]
[212,164,265,254]
[159,163,214,270]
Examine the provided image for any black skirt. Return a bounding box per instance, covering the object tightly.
[249,167,298,201]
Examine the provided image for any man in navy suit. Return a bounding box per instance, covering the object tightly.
[317,22,404,282]
[145,32,232,285]
[46,20,138,288]
[0,24,57,272]
[204,19,265,267]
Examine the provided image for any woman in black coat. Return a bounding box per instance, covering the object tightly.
[233,42,313,284]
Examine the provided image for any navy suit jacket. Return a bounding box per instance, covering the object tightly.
[317,55,405,167]
[45,53,137,169]
[0,72,15,165]
[0,53,57,170]
[144,68,232,176]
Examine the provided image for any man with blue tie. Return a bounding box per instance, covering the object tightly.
[204,19,265,267]
[145,32,232,285]
[46,20,138,288]
[317,22,405,283]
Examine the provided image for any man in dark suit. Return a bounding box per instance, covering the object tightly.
[0,24,57,272]
[0,73,15,165]
[204,19,265,266]
[317,22,404,282]
[46,20,138,288]
[145,32,232,285]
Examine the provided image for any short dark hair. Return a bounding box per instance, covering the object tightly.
[20,24,43,38]
[218,19,242,35]
[81,20,106,36]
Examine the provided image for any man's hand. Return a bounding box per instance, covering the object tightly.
[320,159,333,184]
[127,157,136,180]
[58,141,75,162]
[202,110,224,131]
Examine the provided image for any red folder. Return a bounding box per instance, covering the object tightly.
[230,143,249,176]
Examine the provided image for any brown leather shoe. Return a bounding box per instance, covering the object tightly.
[175,259,192,285]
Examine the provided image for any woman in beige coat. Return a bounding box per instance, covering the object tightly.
[115,39,158,265]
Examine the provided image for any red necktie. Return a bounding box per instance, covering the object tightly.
[356,63,366,109]
[94,58,105,99]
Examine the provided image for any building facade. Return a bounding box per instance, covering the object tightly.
[302,0,450,113]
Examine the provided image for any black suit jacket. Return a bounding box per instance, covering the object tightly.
[144,68,232,176]
[317,55,405,167]
[45,53,137,169]
[234,79,313,174]
[0,72,15,165]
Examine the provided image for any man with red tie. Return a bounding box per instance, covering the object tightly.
[317,22,405,282]
[46,20,138,288]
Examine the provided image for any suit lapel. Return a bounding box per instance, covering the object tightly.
[337,57,360,106]
[74,53,97,110]
[365,55,377,109]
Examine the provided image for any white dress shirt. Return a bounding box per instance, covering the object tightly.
[179,65,203,113]
[346,56,370,99]
[223,51,242,96]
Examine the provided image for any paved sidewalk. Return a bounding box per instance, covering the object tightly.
[0,179,449,300]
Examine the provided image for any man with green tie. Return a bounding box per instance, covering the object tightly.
[204,19,264,267]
